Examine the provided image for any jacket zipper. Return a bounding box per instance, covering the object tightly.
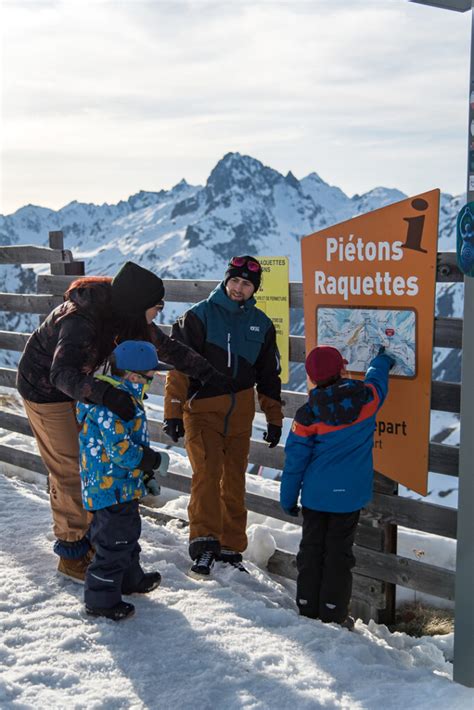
[224,331,235,434]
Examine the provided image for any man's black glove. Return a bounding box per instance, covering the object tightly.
[163,418,185,443]
[263,423,282,448]
[282,504,300,517]
[103,387,135,421]
[140,446,162,471]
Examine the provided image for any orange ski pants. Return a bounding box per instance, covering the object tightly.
[184,391,254,552]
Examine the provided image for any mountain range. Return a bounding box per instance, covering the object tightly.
[0,152,464,385]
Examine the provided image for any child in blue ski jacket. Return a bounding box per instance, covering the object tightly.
[280,345,394,628]
[77,340,170,621]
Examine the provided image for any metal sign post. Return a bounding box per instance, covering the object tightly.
[410,0,473,687]
[453,1,474,689]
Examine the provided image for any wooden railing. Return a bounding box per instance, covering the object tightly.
[0,231,461,623]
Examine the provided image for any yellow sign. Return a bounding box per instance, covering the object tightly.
[301,191,440,495]
[255,257,290,383]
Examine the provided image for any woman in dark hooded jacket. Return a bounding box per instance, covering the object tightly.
[17,261,230,582]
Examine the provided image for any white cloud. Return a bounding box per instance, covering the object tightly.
[0,0,470,214]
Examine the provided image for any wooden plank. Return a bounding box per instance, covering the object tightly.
[34,252,463,302]
[268,545,455,601]
[50,262,85,277]
[0,344,461,416]
[0,391,460,477]
[429,442,459,476]
[0,411,32,436]
[0,443,47,474]
[267,551,387,608]
[0,407,459,538]
[435,317,463,349]
[0,331,29,351]
[367,491,457,539]
[0,368,17,387]
[0,246,73,264]
[0,293,62,314]
[431,380,460,413]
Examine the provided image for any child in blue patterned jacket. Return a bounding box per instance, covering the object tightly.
[77,340,170,621]
[280,345,394,629]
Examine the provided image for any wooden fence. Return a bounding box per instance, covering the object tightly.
[0,231,461,623]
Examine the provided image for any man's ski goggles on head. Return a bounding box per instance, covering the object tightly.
[229,256,261,272]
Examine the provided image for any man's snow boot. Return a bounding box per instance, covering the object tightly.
[122,571,162,595]
[219,550,249,573]
[188,550,217,579]
[85,601,135,621]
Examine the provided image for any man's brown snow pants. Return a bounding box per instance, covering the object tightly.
[184,390,254,553]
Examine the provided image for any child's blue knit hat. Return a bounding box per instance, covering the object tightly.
[113,340,161,372]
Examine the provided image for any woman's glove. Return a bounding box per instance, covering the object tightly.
[103,387,135,421]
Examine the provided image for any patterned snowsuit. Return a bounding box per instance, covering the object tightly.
[76,376,152,609]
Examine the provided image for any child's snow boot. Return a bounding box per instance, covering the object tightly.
[85,601,135,621]
[122,571,161,595]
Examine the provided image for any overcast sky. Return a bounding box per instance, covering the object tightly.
[0,0,471,215]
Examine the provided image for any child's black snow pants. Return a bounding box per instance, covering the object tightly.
[85,500,144,609]
[296,508,360,624]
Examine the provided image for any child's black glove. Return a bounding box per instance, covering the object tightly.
[143,470,161,496]
[103,387,135,421]
[163,418,185,442]
[140,446,162,471]
[263,424,282,448]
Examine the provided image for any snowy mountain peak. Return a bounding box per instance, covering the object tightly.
[205,152,282,201]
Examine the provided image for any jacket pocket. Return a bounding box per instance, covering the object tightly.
[244,328,265,365]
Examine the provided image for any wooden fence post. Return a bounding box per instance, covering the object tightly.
[352,473,398,624]
[48,231,85,276]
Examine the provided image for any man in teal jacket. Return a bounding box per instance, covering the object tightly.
[164,256,283,578]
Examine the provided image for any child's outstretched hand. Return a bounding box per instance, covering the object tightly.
[143,471,161,496]
[377,345,396,370]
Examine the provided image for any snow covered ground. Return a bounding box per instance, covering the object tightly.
[1,473,473,710]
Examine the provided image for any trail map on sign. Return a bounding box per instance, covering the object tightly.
[316,307,417,377]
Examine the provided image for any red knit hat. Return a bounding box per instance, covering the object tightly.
[305,346,348,383]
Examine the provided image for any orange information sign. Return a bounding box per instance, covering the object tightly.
[301,190,440,495]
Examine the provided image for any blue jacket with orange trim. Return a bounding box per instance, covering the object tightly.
[280,353,392,513]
